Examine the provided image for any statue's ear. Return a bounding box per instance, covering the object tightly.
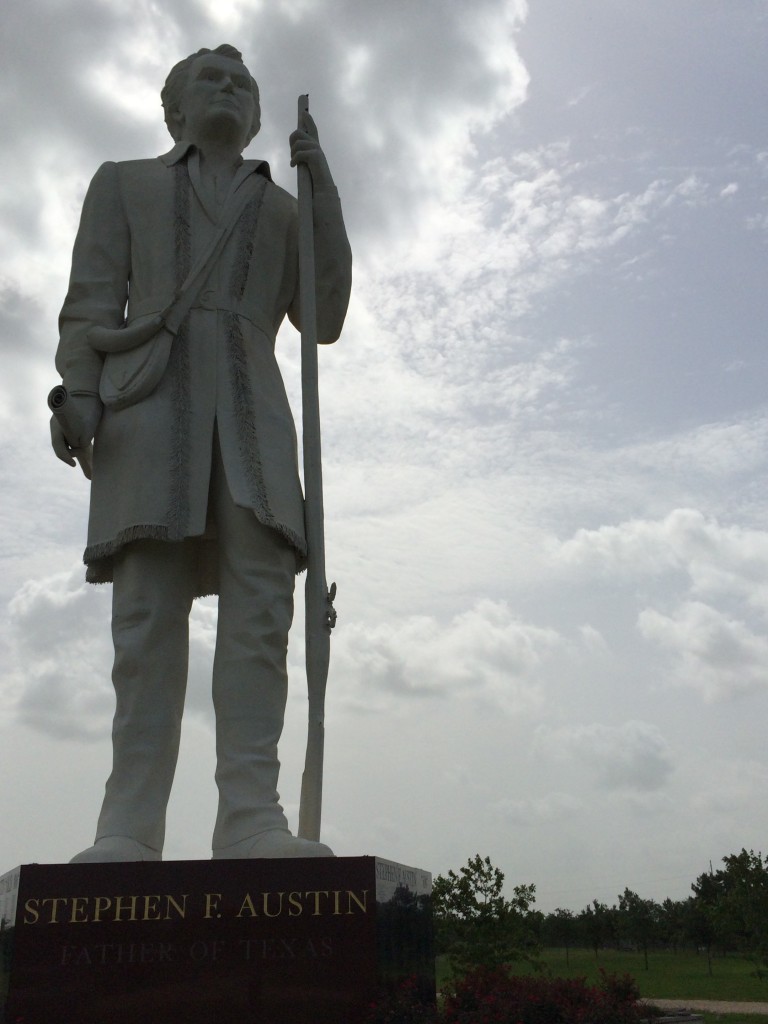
[248,103,261,145]
[164,105,184,143]
[171,107,185,141]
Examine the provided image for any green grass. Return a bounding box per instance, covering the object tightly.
[512,948,768,1002]
[701,1016,768,1024]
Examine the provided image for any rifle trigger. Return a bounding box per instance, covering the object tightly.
[326,582,338,631]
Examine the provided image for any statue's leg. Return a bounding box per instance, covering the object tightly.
[76,539,195,861]
[209,451,333,858]
[209,453,295,852]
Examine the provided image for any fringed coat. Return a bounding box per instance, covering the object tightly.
[56,142,352,596]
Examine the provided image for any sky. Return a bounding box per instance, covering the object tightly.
[1,0,767,915]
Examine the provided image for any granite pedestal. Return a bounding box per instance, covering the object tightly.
[0,856,433,1024]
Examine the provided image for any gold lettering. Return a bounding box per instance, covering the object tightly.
[236,893,257,918]
[262,891,284,918]
[332,890,342,916]
[113,896,139,922]
[69,897,89,924]
[41,897,68,924]
[347,890,368,915]
[93,897,112,923]
[288,892,303,917]
[142,895,161,921]
[305,891,328,916]
[60,945,76,966]
[23,898,39,924]
[164,894,188,919]
[204,893,222,919]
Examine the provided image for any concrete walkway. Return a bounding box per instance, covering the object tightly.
[646,998,768,1016]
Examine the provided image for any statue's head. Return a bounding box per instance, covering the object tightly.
[161,44,261,147]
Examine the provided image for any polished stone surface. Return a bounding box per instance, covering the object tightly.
[2,856,433,1024]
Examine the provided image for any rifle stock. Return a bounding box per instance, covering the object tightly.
[299,580,335,840]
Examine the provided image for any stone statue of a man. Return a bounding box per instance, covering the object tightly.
[50,44,351,862]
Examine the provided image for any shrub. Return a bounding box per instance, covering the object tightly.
[364,975,439,1023]
[442,966,643,1024]
[365,967,643,1024]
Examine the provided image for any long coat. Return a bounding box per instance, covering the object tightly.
[56,142,352,596]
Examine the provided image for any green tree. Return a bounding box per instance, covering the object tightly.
[692,849,768,976]
[617,888,660,970]
[544,907,577,965]
[579,899,616,959]
[432,854,538,974]
[658,897,688,954]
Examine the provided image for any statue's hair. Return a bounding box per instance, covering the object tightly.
[161,44,261,144]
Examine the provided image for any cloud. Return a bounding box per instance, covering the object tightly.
[7,566,217,741]
[496,791,583,826]
[7,567,113,740]
[638,601,768,702]
[627,419,768,480]
[691,758,768,817]
[553,508,768,607]
[536,720,674,792]
[330,599,561,713]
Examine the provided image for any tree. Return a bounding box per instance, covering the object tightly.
[542,908,577,965]
[617,889,660,970]
[579,900,616,959]
[692,849,768,975]
[658,898,688,954]
[432,854,538,974]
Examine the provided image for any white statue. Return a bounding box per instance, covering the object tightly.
[49,44,351,862]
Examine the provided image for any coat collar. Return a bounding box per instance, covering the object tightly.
[159,141,272,182]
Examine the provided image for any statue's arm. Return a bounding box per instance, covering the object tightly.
[52,162,130,464]
[288,115,352,344]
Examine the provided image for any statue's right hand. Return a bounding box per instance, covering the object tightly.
[49,392,101,467]
[50,416,76,466]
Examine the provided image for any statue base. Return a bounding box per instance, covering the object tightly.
[0,856,434,1024]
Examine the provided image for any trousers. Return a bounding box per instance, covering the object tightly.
[94,442,297,852]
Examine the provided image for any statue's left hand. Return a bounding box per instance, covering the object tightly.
[290,112,334,191]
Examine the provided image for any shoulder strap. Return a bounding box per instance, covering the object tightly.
[88,174,268,356]
[162,174,268,335]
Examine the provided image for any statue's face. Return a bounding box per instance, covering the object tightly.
[177,52,256,149]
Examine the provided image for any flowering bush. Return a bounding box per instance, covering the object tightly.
[443,967,642,1024]
[364,975,439,1023]
[364,967,642,1024]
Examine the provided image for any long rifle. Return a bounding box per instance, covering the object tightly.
[296,94,337,842]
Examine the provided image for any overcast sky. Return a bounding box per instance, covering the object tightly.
[1,0,767,914]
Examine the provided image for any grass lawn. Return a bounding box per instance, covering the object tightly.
[701,1016,768,1024]
[509,947,768,1002]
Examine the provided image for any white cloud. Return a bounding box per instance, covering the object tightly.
[536,720,674,793]
[691,758,768,817]
[7,567,113,740]
[496,791,583,826]
[7,567,217,741]
[638,601,768,702]
[331,599,560,713]
[553,508,768,606]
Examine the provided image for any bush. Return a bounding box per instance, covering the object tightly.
[365,967,643,1024]
[364,975,439,1023]
[442,967,643,1024]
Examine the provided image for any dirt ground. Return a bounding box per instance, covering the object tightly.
[645,998,768,1016]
